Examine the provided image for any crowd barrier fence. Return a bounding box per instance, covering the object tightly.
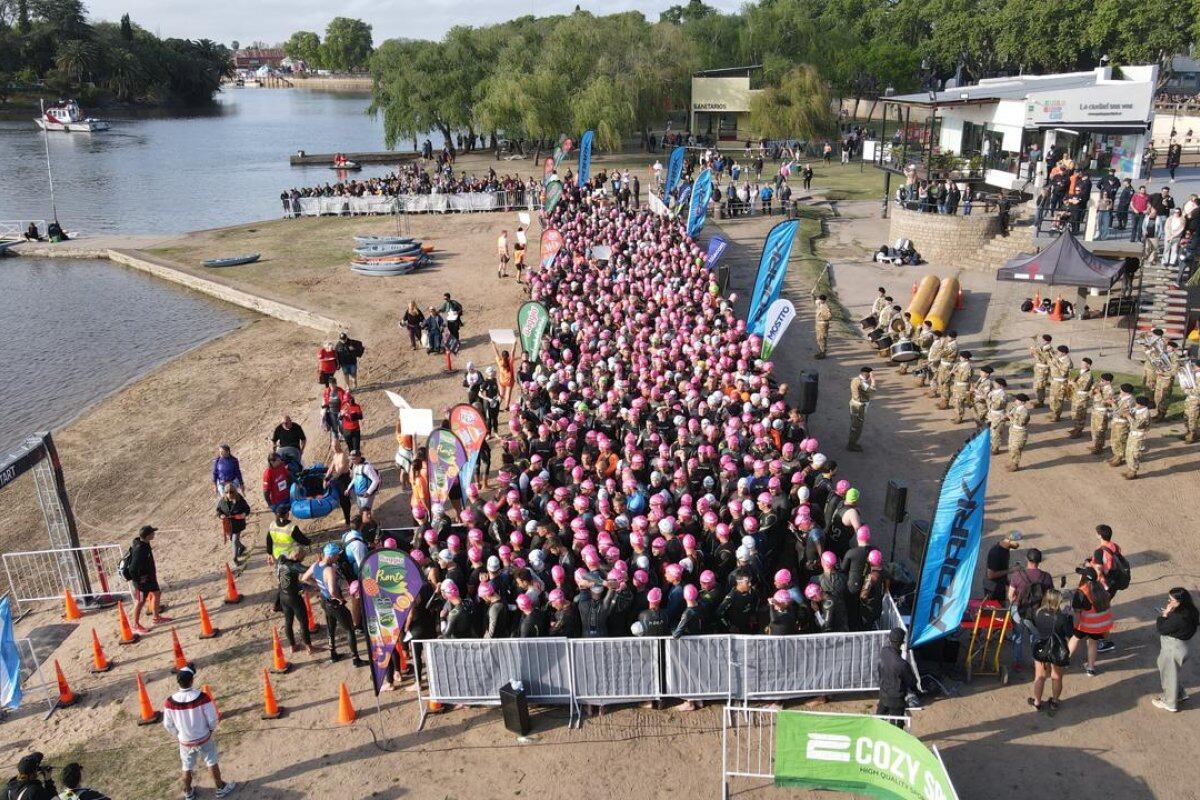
[413,594,909,729]
[2,545,129,615]
[285,191,538,218]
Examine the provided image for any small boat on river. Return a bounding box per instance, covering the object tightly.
[35,100,110,132]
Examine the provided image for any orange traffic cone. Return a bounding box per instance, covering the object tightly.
[304,593,320,633]
[53,660,79,708]
[135,671,161,725]
[63,589,83,621]
[427,699,444,713]
[223,563,243,605]
[169,627,189,673]
[1049,297,1064,321]
[336,681,356,724]
[1031,290,1041,312]
[90,628,112,673]
[261,668,283,720]
[269,627,290,674]
[202,683,221,721]
[955,288,965,310]
[197,595,220,639]
[398,646,409,673]
[444,348,454,372]
[116,600,139,645]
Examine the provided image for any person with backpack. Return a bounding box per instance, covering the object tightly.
[1090,524,1130,653]
[334,332,365,390]
[303,543,366,666]
[125,525,171,635]
[1069,566,1113,676]
[983,531,1022,602]
[1029,588,1073,715]
[1007,547,1053,672]
[55,762,110,800]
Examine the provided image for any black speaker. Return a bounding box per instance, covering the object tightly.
[499,681,531,735]
[798,371,819,415]
[884,480,908,523]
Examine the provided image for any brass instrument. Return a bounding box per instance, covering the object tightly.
[1179,360,1197,391]
[1137,331,1171,372]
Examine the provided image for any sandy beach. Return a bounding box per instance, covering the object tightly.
[1,171,1197,800]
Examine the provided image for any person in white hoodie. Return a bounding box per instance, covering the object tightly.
[162,666,238,800]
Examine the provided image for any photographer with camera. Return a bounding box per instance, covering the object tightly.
[6,753,57,800]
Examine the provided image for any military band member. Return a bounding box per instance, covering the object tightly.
[1124,396,1152,479]
[1047,345,1074,421]
[897,312,918,375]
[1087,372,1115,453]
[847,366,875,452]
[1006,393,1031,471]
[987,378,1009,454]
[814,294,833,359]
[1066,357,1094,437]
[973,365,995,428]
[914,324,937,383]
[1153,340,1180,421]
[870,287,889,320]
[1181,361,1200,444]
[935,330,959,409]
[950,350,974,424]
[1030,334,1053,407]
[919,329,944,388]
[1107,383,1136,467]
[876,299,897,335]
[1141,327,1164,395]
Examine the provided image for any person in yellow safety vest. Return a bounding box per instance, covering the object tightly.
[265,508,311,565]
[1068,566,1114,677]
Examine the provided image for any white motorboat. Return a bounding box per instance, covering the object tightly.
[34,100,110,132]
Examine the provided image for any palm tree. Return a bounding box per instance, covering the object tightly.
[55,38,99,86]
[105,47,141,100]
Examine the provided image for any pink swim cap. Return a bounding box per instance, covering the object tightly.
[821,551,838,569]
[683,584,699,603]
[647,587,663,605]
[856,525,871,544]
[549,588,565,606]
[772,590,791,606]
[665,563,683,582]
[868,549,883,567]
[516,593,533,612]
[774,569,792,588]
[804,584,823,601]
[477,581,495,599]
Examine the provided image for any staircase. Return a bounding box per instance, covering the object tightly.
[961,226,1037,272]
[1137,261,1189,339]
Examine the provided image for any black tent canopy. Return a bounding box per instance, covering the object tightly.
[995,232,1124,289]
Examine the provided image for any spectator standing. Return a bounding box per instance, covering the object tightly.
[1007,547,1053,672]
[440,293,464,343]
[1068,566,1113,676]
[334,332,364,390]
[983,531,1022,601]
[1129,186,1149,243]
[402,301,425,350]
[338,393,364,454]
[876,628,916,725]
[424,307,446,354]
[1090,524,1129,653]
[128,525,170,635]
[271,415,306,467]
[1028,588,1072,715]
[349,450,381,511]
[261,453,291,514]
[1153,587,1197,713]
[497,229,510,278]
[317,341,338,386]
[6,752,57,800]
[161,666,238,799]
[215,482,250,561]
[210,445,242,497]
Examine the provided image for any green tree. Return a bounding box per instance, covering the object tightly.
[54,37,98,84]
[370,38,457,147]
[283,30,322,67]
[321,17,372,72]
[119,12,132,41]
[749,63,834,141]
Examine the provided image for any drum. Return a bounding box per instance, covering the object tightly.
[874,335,894,351]
[890,339,920,363]
[867,327,886,344]
[859,314,878,331]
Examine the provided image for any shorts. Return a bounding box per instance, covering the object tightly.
[180,738,219,770]
[341,363,358,377]
[356,492,376,511]
[1073,628,1107,640]
[136,576,160,594]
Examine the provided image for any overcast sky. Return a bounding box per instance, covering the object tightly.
[86,0,746,46]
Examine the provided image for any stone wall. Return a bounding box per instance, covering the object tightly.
[888,205,1001,266]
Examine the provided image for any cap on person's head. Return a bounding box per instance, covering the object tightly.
[845,488,860,504]
[1005,530,1022,546]
[860,366,872,374]
[17,752,44,776]
[1026,547,1043,563]
[176,663,196,687]
[139,524,157,537]
[889,628,906,646]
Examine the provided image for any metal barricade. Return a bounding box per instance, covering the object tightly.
[569,637,660,706]
[2,545,128,610]
[289,191,538,218]
[741,631,887,700]
[665,635,737,700]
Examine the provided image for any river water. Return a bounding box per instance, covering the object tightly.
[0,88,396,451]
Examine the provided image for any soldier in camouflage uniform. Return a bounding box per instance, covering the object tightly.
[1047,345,1074,421]
[1066,357,1094,438]
[1006,393,1031,471]
[1140,327,1164,396]
[1181,361,1200,444]
[973,365,995,428]
[919,329,944,388]
[987,378,1009,454]
[935,330,959,409]
[1087,372,1115,454]
[1124,396,1153,479]
[1107,383,1136,467]
[1153,340,1180,421]
[1030,334,1053,408]
[897,312,918,375]
[814,295,833,359]
[949,350,974,423]
[847,366,875,452]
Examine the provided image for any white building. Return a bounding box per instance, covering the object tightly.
[887,65,1158,189]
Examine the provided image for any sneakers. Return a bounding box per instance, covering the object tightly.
[215,782,240,797]
[1085,666,1098,677]
[133,625,152,636]
[1097,639,1116,653]
[1152,697,1179,713]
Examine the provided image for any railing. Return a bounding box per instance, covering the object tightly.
[283,191,540,218]
[2,545,128,615]
[890,196,1008,216]
[0,220,45,240]
[412,593,909,729]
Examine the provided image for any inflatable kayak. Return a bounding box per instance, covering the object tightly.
[329,161,362,171]
[289,464,340,519]
[202,253,260,268]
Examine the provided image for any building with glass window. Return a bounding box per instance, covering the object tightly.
[689,67,764,143]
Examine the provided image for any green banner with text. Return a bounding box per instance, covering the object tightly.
[775,712,956,800]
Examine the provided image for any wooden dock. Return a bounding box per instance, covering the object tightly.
[289,151,421,166]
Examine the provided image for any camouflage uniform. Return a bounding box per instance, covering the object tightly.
[1124,404,1152,478]
[897,318,918,375]
[935,337,959,408]
[919,334,943,388]
[1006,401,1031,470]
[847,374,874,450]
[815,300,833,358]
[1108,392,1135,466]
[1153,350,1179,420]
[1182,369,1200,443]
[987,386,1008,454]
[1066,366,1094,437]
[1047,351,1073,421]
[972,372,993,427]
[1088,380,1115,453]
[950,359,974,423]
[1031,342,1053,407]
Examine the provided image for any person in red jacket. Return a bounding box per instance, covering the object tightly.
[339,394,364,453]
[262,453,291,513]
[317,341,338,386]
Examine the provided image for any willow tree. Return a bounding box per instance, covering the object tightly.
[749,64,834,141]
